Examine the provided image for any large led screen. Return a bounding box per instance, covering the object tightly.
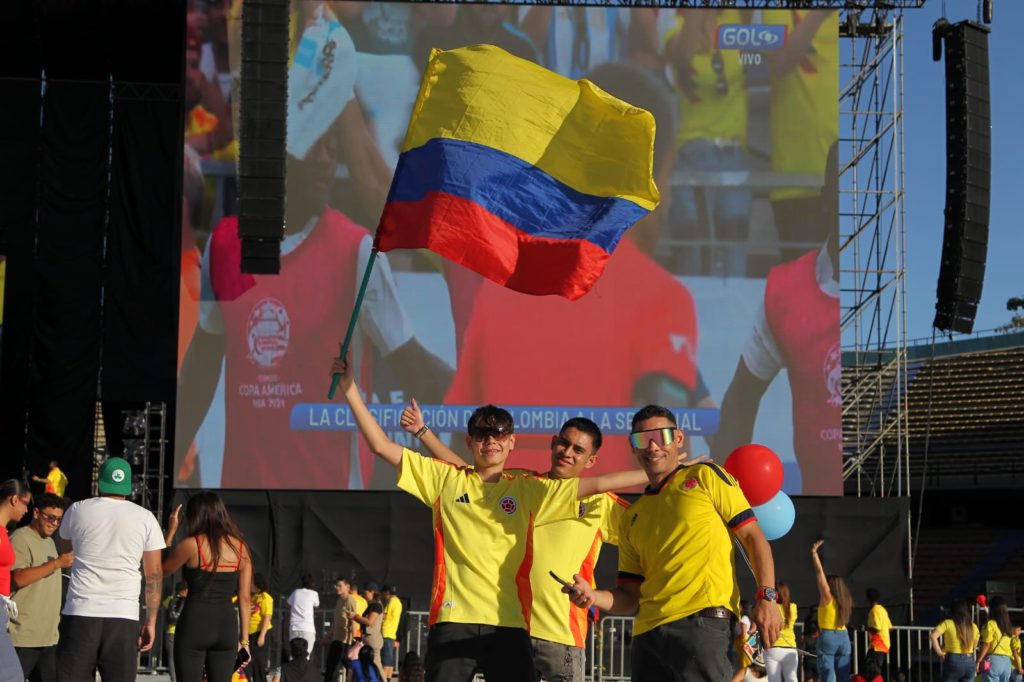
[175,3,841,494]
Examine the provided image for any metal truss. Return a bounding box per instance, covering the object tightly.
[837,7,910,500]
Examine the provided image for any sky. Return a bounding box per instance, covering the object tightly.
[900,0,1022,340]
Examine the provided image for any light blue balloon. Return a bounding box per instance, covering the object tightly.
[752,491,795,541]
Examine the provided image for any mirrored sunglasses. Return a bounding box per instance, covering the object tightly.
[628,427,678,450]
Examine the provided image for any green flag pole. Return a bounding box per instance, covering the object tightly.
[328,248,380,400]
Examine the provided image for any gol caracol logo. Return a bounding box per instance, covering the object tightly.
[111,469,126,483]
[247,297,291,369]
[716,24,787,51]
[683,478,699,491]
[499,496,518,515]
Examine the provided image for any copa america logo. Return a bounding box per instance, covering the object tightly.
[246,298,291,369]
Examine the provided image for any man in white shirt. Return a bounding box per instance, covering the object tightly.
[287,574,320,659]
[56,457,165,682]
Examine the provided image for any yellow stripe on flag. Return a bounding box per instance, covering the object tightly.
[402,45,660,211]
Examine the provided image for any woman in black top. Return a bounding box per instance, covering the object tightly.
[164,493,252,682]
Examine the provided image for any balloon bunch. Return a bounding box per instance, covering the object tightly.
[723,444,794,541]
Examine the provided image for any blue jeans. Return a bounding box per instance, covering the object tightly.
[942,653,976,682]
[670,139,752,277]
[984,654,1013,682]
[816,629,851,682]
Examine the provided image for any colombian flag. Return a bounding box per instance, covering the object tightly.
[374,45,660,301]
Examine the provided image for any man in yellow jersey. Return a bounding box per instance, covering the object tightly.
[379,585,402,680]
[330,357,648,682]
[351,582,368,642]
[865,588,892,678]
[31,461,68,498]
[568,405,781,682]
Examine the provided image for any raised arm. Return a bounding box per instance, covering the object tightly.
[811,540,833,606]
[162,537,198,576]
[576,469,649,498]
[400,398,465,466]
[331,357,405,467]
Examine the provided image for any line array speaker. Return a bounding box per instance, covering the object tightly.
[238,0,288,274]
[933,20,991,334]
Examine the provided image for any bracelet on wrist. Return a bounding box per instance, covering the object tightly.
[414,425,429,439]
[240,640,250,646]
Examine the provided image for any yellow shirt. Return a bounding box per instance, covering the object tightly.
[775,602,799,648]
[818,599,847,631]
[664,10,748,148]
[397,449,580,629]
[352,593,368,639]
[529,489,628,647]
[248,592,274,636]
[617,462,754,636]
[381,595,403,640]
[983,620,1022,659]
[45,467,68,498]
[867,603,892,652]
[935,619,979,654]
[763,9,839,201]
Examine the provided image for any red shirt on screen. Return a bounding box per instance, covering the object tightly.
[445,238,698,474]
[764,250,841,495]
[208,210,372,489]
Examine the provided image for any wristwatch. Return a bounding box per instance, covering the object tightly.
[755,587,778,602]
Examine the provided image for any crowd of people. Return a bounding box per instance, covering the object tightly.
[1,396,1023,682]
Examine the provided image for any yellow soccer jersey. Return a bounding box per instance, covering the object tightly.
[818,598,846,630]
[664,10,748,148]
[983,620,1020,658]
[934,619,978,654]
[868,603,892,651]
[763,9,840,201]
[529,490,629,647]
[397,449,580,629]
[46,467,68,498]
[381,594,402,639]
[617,462,753,636]
[352,593,368,638]
[775,602,799,648]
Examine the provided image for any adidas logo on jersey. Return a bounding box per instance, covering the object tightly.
[455,493,470,504]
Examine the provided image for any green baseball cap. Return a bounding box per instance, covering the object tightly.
[98,457,132,496]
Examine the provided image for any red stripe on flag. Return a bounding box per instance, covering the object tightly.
[376,193,614,301]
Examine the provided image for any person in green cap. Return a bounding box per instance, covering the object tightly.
[56,457,165,682]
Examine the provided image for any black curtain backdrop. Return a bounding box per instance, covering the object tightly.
[173,491,910,621]
[0,1,184,495]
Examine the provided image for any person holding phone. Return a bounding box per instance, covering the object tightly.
[331,356,650,682]
[162,493,252,682]
[566,405,781,682]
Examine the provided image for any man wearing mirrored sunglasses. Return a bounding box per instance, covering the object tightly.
[331,358,648,682]
[10,493,72,682]
[567,404,781,682]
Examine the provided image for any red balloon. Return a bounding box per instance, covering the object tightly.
[723,444,784,506]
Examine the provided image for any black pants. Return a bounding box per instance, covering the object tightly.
[174,599,239,682]
[631,614,733,682]
[16,645,57,682]
[248,637,271,682]
[324,640,350,682]
[867,649,888,681]
[57,615,140,682]
[425,623,534,682]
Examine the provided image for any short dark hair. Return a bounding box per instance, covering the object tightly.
[631,405,676,431]
[34,493,67,512]
[175,581,188,593]
[288,637,308,659]
[254,573,270,593]
[467,405,514,434]
[866,587,881,604]
[301,574,315,589]
[560,417,602,452]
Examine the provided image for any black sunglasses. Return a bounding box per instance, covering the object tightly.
[468,426,512,442]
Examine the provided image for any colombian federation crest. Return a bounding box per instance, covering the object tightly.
[247,298,291,369]
[499,496,518,515]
